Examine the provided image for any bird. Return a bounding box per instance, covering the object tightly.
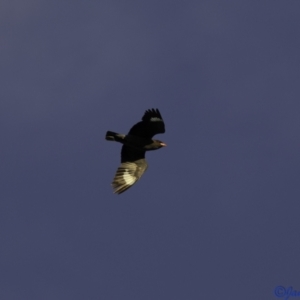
[105,108,166,194]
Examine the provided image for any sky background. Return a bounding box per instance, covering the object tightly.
[1,1,300,299]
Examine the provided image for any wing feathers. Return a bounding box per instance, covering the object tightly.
[128,108,165,138]
[111,160,148,194]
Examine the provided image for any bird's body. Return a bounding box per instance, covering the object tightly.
[105,108,166,194]
[106,132,164,151]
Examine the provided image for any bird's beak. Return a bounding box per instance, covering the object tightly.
[160,142,167,147]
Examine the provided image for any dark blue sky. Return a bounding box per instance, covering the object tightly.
[1,1,300,299]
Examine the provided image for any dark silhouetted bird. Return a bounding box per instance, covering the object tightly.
[105,108,166,194]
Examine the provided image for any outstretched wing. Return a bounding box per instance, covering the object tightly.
[111,160,148,194]
[128,108,165,138]
[111,145,147,194]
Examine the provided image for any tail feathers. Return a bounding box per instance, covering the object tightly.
[105,131,125,142]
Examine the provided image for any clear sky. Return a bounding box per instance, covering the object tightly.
[1,1,300,299]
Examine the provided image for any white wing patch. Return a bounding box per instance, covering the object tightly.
[150,117,161,122]
[122,169,135,185]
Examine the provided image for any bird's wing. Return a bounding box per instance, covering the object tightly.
[127,108,165,138]
[111,145,147,194]
[111,159,148,194]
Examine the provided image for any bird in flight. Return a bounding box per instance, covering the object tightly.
[105,108,166,194]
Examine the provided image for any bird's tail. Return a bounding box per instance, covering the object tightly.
[105,131,125,143]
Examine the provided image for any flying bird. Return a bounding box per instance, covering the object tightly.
[105,108,166,194]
